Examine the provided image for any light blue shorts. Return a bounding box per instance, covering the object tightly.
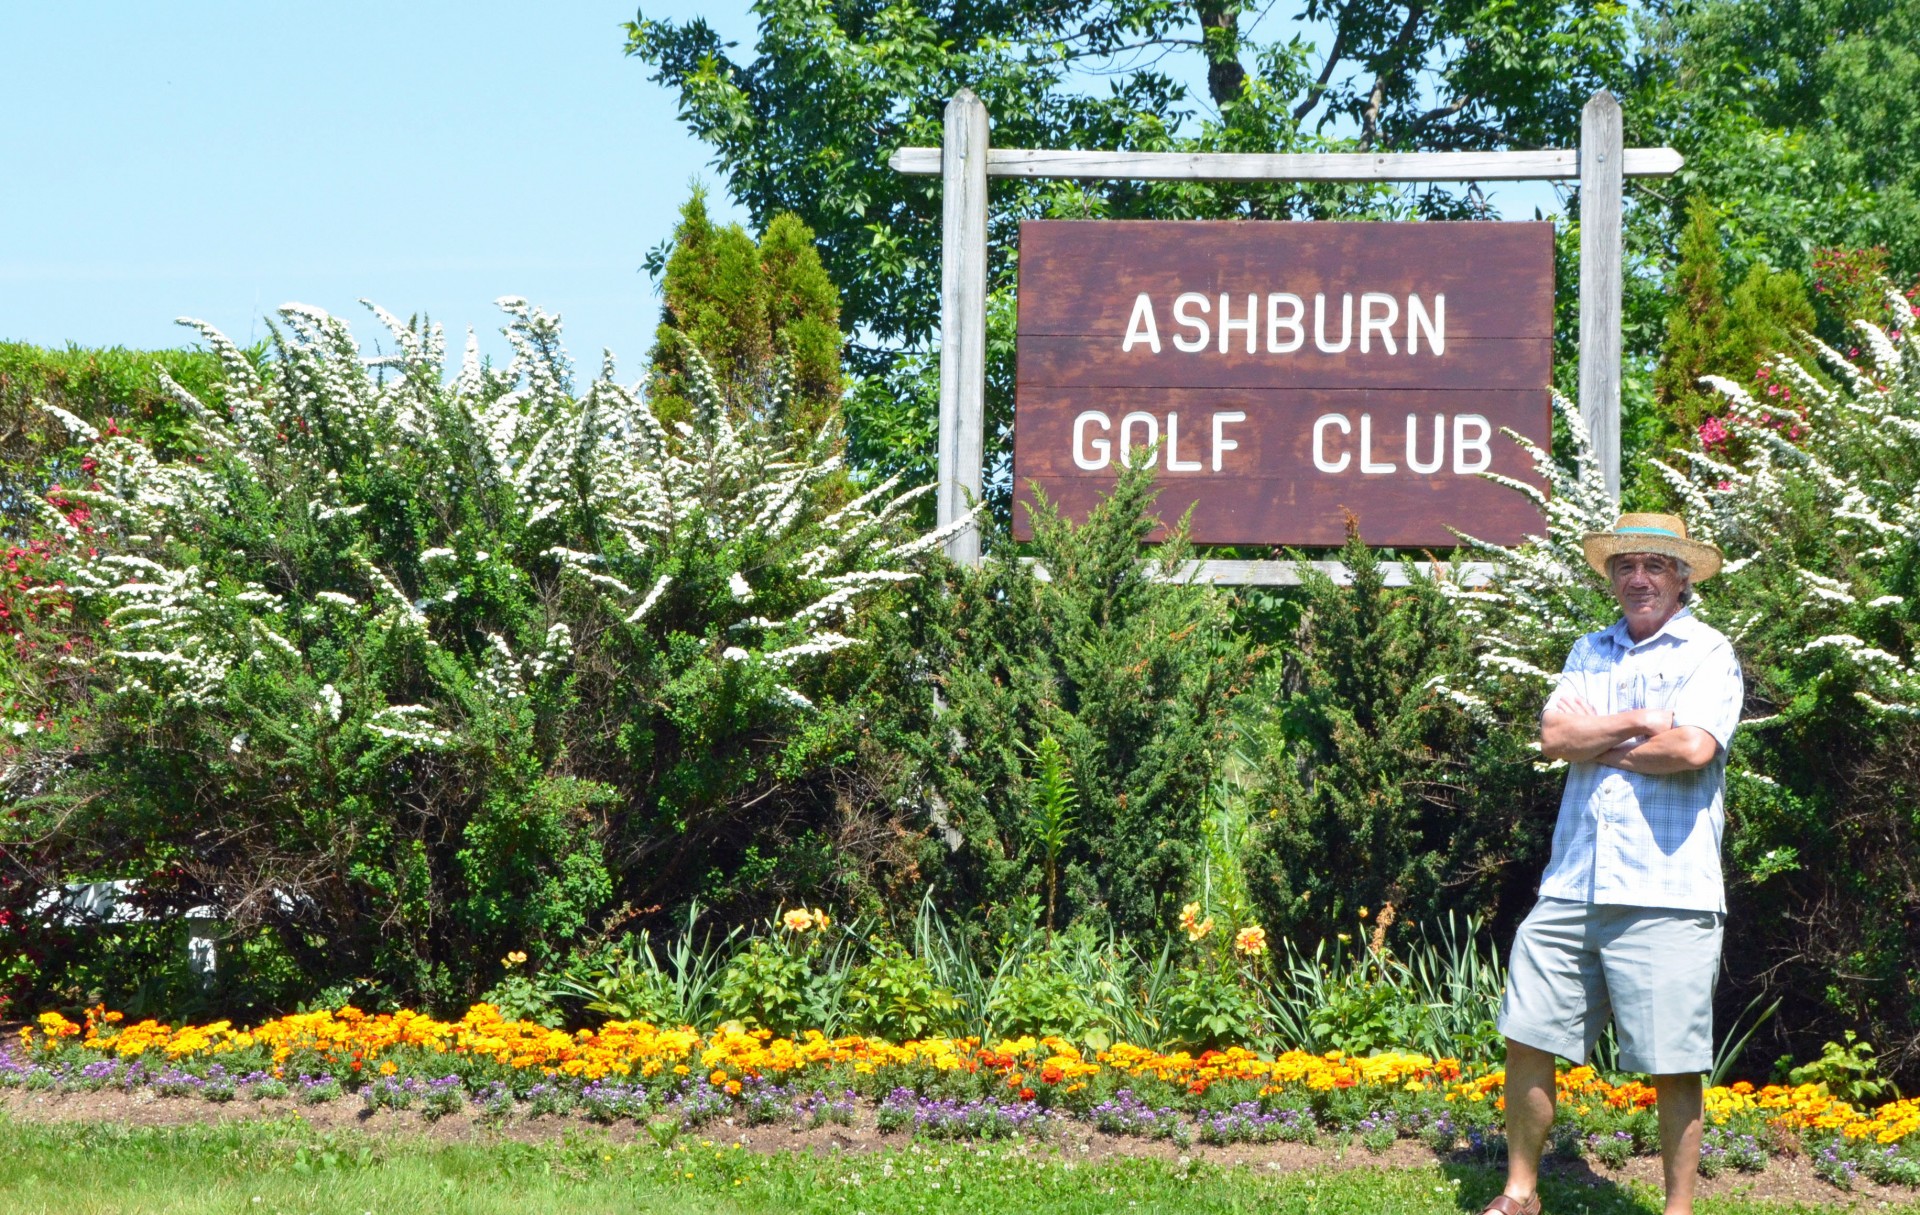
[1496,896,1724,1075]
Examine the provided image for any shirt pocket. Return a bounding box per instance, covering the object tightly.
[1614,668,1676,712]
[1639,670,1677,711]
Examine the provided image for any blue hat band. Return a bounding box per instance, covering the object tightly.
[1613,526,1682,539]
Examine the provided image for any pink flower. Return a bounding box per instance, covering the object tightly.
[1755,366,1771,379]
[1717,480,1732,491]
[1697,416,1731,449]
[1766,382,1781,396]
[1849,347,1860,358]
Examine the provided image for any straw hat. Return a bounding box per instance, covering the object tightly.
[1582,513,1723,581]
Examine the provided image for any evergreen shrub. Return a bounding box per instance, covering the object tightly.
[0,298,951,1012]
[882,461,1256,938]
[1241,523,1561,945]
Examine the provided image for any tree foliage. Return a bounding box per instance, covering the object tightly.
[648,190,845,445]
[1640,0,1920,282]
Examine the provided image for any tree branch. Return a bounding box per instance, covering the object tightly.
[1293,9,1352,123]
[1360,3,1426,150]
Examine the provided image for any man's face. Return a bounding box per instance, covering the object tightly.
[1609,551,1686,637]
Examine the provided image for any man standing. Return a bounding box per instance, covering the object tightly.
[1482,513,1744,1215]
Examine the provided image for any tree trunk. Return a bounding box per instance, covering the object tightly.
[1194,0,1246,106]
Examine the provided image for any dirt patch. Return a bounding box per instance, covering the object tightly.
[3,1089,1911,1208]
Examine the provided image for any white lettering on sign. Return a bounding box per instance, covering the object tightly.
[1065,409,1491,478]
[1453,413,1491,473]
[1172,293,1211,352]
[1360,413,1395,474]
[1167,412,1202,471]
[1122,294,1160,353]
[1211,411,1245,472]
[1071,410,1244,473]
[1406,414,1444,474]
[1312,414,1351,473]
[1313,293,1352,353]
[1360,293,1398,354]
[1072,410,1111,470]
[1409,294,1444,355]
[1267,294,1305,353]
[1119,411,1159,464]
[1219,294,1256,354]
[1312,412,1492,475]
[1118,292,1445,355]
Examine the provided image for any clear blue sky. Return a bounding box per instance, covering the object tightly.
[0,2,756,371]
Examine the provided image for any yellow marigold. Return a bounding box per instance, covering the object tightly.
[781,908,815,932]
[811,908,831,931]
[1233,926,1268,956]
[36,1012,79,1039]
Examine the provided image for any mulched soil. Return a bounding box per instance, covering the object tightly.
[4,1088,1912,1209]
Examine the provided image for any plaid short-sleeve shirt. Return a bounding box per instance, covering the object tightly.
[1538,608,1744,914]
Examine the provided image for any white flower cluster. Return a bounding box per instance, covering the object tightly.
[44,298,963,752]
[1448,287,1920,723]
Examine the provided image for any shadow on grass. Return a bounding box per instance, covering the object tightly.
[1441,1153,1666,1215]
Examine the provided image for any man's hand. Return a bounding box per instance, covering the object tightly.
[1540,695,1676,763]
[1595,725,1719,773]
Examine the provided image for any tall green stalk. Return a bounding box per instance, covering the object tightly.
[1024,734,1078,935]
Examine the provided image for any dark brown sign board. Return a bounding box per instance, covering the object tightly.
[1011,220,1554,547]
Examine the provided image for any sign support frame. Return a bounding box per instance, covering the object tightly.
[895,89,1673,581]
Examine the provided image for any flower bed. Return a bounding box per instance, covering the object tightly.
[7,1004,1919,1188]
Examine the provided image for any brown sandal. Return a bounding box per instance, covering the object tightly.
[1478,1196,1542,1215]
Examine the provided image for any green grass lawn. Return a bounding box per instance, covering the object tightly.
[0,1116,1897,1215]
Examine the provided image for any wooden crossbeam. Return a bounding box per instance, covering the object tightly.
[887,146,1682,181]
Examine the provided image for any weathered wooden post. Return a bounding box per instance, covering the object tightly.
[894,87,1672,580]
[1579,90,1624,505]
[938,89,989,565]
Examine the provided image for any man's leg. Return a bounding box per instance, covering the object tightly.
[1654,1071,1704,1215]
[1502,1038,1558,1203]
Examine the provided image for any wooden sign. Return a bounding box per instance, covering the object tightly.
[1012,220,1554,547]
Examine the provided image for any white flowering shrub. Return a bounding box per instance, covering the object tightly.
[1451,288,1920,1072]
[7,299,955,1004]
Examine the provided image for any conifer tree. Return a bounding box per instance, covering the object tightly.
[648,189,844,443]
[756,213,844,439]
[1648,197,1816,493]
[1653,197,1729,426]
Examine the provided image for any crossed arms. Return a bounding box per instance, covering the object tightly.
[1539,696,1719,773]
